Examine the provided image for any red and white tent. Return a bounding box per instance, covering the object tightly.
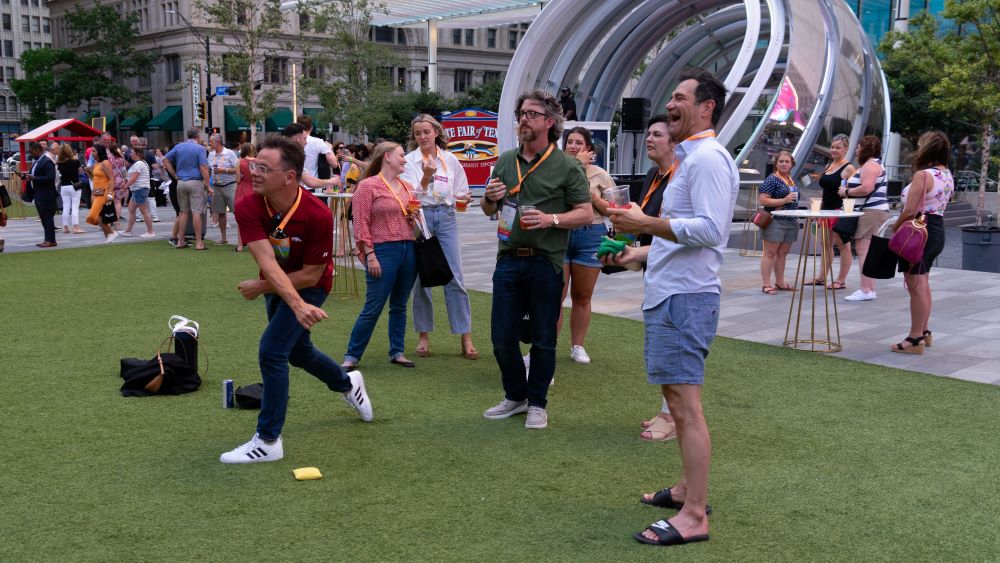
[13,119,103,172]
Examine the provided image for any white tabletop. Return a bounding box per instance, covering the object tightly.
[313,192,353,199]
[772,209,863,218]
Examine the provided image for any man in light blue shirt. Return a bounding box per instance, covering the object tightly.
[162,128,211,249]
[605,68,739,548]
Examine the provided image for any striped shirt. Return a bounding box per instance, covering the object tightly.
[847,158,889,211]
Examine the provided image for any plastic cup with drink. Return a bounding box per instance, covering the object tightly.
[602,185,631,209]
[455,188,471,212]
[518,204,536,229]
[842,198,856,213]
[408,188,424,213]
[810,197,822,212]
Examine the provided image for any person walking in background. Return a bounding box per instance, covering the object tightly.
[297,114,340,188]
[603,68,739,546]
[806,134,856,290]
[222,135,372,464]
[557,126,614,365]
[400,114,478,361]
[56,144,84,234]
[839,135,889,302]
[479,89,593,430]
[234,142,256,252]
[109,145,129,225]
[20,142,58,247]
[162,128,211,250]
[343,142,419,370]
[207,133,240,246]
[758,151,800,294]
[117,146,155,238]
[84,145,118,243]
[890,131,953,354]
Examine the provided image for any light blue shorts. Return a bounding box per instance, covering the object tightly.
[644,293,720,385]
[564,223,607,268]
[131,188,150,205]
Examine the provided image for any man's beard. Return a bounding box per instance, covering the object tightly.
[518,125,538,144]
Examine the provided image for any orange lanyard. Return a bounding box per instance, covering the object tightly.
[379,173,412,217]
[422,150,448,174]
[641,161,676,210]
[684,131,716,142]
[510,143,555,196]
[776,173,795,188]
[264,188,303,231]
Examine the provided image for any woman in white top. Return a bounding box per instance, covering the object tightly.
[400,114,478,360]
[558,126,614,364]
[118,148,155,237]
[838,135,889,301]
[890,131,953,354]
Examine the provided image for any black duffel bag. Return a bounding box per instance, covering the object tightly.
[120,338,201,397]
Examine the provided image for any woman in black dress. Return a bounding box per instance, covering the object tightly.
[807,134,856,289]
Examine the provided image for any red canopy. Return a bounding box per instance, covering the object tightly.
[13,119,104,172]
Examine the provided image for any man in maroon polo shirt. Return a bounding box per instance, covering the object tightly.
[219,136,373,465]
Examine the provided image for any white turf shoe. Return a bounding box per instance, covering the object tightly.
[220,434,283,464]
[844,289,877,302]
[343,370,373,422]
[105,232,119,244]
[570,345,591,364]
[484,398,528,419]
[525,406,548,429]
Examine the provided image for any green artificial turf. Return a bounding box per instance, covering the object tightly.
[2,243,999,561]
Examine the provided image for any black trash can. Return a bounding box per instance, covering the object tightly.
[961,225,1000,273]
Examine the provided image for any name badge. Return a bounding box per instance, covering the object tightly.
[497,198,517,241]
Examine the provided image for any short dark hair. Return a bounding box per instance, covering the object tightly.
[678,67,727,126]
[260,135,304,181]
[282,122,307,138]
[856,135,882,165]
[912,131,950,172]
[296,114,313,131]
[648,114,669,129]
[565,126,594,152]
[28,141,43,154]
[186,127,200,139]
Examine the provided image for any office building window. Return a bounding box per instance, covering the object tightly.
[21,15,29,32]
[484,70,502,84]
[465,29,474,46]
[3,40,12,57]
[397,28,407,45]
[263,56,287,84]
[31,0,38,5]
[165,54,181,83]
[20,0,26,5]
[42,17,49,33]
[487,28,497,48]
[372,26,394,43]
[2,14,10,30]
[138,72,151,88]
[396,66,406,90]
[304,61,325,80]
[22,41,29,53]
[452,29,462,45]
[454,69,472,93]
[31,16,39,33]
[0,97,6,111]
[5,67,13,82]
[2,0,9,6]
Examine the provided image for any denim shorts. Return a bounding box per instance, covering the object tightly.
[130,188,150,205]
[564,223,607,268]
[644,293,720,385]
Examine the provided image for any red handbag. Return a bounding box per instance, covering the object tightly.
[751,207,772,229]
[889,213,928,266]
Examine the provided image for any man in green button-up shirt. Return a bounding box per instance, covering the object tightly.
[479,90,593,430]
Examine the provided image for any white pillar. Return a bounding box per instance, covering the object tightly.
[427,19,438,92]
[885,0,910,174]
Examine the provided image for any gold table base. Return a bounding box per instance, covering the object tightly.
[784,217,842,353]
[326,195,360,299]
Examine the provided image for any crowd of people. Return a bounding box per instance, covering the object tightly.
[6,66,960,548]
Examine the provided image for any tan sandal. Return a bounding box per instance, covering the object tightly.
[415,334,430,357]
[640,416,677,441]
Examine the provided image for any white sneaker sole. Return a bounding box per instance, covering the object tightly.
[343,370,373,422]
[484,403,528,419]
[525,418,548,429]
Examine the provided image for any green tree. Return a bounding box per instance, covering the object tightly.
[298,0,401,140]
[195,0,288,144]
[446,79,504,113]
[10,48,75,127]
[883,2,1000,220]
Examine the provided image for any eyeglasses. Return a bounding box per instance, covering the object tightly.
[515,110,547,121]
[249,161,289,175]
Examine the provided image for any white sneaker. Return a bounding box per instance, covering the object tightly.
[525,406,548,429]
[220,434,283,464]
[117,230,133,237]
[105,232,119,244]
[844,289,877,302]
[342,370,373,422]
[484,398,528,419]
[570,345,591,364]
[139,232,157,238]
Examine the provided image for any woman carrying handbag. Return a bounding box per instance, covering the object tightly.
[889,131,953,354]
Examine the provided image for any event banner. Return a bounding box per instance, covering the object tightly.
[441,108,498,190]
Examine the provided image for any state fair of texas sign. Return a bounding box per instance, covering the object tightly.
[441,108,498,190]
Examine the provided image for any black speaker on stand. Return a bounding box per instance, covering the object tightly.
[621,97,650,175]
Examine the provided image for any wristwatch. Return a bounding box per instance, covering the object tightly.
[552,214,560,226]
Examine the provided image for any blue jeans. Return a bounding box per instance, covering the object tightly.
[346,240,417,362]
[257,287,353,441]
[490,255,564,408]
[412,205,472,334]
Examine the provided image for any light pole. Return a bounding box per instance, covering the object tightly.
[165,10,213,132]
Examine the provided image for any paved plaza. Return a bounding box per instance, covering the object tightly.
[4,201,999,385]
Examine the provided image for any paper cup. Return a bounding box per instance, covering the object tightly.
[810,197,822,212]
[842,198,856,213]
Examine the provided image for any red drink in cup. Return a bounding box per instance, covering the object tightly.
[602,185,630,209]
[518,204,536,228]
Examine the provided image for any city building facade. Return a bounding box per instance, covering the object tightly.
[0,0,51,152]
[45,0,518,148]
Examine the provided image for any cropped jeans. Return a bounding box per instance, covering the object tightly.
[257,287,353,441]
[411,205,472,334]
[345,240,417,363]
[490,255,564,408]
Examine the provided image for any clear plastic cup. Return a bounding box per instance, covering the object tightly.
[842,198,856,213]
[518,204,536,228]
[602,185,630,209]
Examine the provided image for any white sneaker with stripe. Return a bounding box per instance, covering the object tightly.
[342,370,373,422]
[220,434,284,464]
